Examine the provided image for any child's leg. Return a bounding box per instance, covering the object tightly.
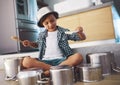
[22,56,51,71]
[59,53,83,66]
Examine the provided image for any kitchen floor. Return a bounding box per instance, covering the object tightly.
[0,69,120,85]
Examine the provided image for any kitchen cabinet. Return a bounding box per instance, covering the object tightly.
[57,14,80,30]
[57,6,115,43]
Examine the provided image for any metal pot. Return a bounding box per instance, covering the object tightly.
[76,64,102,82]
[86,52,120,75]
[50,65,74,85]
[17,70,50,85]
[4,57,20,80]
[17,71,38,85]
[86,52,113,75]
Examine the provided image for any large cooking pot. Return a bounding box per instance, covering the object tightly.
[86,52,120,75]
[17,71,38,85]
[86,52,112,75]
[50,65,74,85]
[76,64,102,82]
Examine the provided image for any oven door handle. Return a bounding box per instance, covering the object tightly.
[19,29,38,32]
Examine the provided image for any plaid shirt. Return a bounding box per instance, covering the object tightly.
[37,26,81,60]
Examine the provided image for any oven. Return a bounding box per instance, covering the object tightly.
[17,20,39,52]
[18,28,39,52]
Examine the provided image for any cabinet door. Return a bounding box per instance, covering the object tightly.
[79,6,115,41]
[16,0,29,19]
[57,14,80,31]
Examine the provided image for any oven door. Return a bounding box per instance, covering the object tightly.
[18,28,39,52]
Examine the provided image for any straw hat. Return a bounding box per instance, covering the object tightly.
[37,6,59,27]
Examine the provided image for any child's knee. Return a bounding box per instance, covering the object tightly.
[75,53,83,62]
[22,56,33,68]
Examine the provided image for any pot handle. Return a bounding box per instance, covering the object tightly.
[36,70,44,80]
[37,78,50,84]
[112,67,120,72]
[111,62,120,72]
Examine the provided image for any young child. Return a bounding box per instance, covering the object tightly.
[21,6,86,75]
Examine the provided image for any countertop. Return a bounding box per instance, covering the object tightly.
[0,69,120,85]
[0,39,116,70]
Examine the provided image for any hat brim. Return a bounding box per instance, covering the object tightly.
[37,12,59,27]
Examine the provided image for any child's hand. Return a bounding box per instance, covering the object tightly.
[75,26,83,33]
[22,40,31,47]
[75,26,86,40]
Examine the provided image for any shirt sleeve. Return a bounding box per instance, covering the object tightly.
[66,33,81,41]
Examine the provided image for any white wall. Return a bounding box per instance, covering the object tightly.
[54,0,93,14]
[0,0,18,54]
[44,0,93,14]
[44,0,65,9]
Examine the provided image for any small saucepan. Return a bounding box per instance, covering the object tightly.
[17,70,50,85]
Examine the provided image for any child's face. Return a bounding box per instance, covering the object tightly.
[42,14,57,32]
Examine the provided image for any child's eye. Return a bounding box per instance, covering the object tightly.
[44,22,48,25]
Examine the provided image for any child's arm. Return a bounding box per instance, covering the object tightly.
[22,40,38,48]
[75,26,86,40]
[66,26,86,41]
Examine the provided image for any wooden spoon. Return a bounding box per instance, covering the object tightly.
[11,36,22,43]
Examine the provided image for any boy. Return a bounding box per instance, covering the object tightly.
[22,6,86,76]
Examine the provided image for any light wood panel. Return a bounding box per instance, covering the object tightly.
[57,14,80,31]
[79,6,115,41]
[57,6,115,43]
